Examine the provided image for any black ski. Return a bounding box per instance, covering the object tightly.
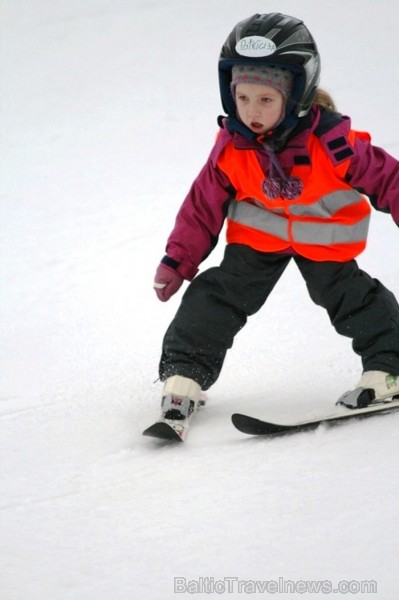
[232,398,399,437]
[142,420,186,442]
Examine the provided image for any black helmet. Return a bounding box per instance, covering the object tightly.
[219,13,320,133]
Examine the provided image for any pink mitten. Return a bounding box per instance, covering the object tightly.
[153,263,183,302]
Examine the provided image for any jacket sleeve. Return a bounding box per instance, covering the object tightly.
[346,135,399,225]
[162,132,235,280]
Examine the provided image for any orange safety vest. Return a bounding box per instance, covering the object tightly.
[217,131,371,262]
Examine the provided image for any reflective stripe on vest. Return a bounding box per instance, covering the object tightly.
[218,131,371,262]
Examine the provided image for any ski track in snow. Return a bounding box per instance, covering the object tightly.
[1,1,399,598]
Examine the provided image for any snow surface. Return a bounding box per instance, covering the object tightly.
[1,1,399,598]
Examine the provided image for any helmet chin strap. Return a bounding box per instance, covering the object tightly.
[260,101,299,149]
[265,113,300,150]
[223,111,300,150]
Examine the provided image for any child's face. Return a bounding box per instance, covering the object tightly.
[235,83,285,135]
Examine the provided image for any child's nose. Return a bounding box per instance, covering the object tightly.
[248,104,260,117]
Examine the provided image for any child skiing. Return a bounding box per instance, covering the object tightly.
[151,12,399,432]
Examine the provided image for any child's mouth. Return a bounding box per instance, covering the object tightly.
[250,122,264,131]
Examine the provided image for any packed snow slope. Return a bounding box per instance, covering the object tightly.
[1,1,399,598]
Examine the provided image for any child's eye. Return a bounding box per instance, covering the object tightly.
[261,97,272,103]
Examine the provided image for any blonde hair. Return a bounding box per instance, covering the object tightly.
[313,88,337,112]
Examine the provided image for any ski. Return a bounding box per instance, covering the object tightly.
[143,417,191,442]
[231,397,399,437]
[143,396,206,442]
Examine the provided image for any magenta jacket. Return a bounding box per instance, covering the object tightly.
[162,106,399,280]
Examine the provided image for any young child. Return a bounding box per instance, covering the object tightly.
[153,12,399,421]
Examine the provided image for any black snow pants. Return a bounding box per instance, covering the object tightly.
[159,244,399,390]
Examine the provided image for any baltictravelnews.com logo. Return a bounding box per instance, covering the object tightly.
[174,576,378,595]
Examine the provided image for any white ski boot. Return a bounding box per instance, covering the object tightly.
[337,371,399,408]
[161,375,202,420]
[143,376,207,441]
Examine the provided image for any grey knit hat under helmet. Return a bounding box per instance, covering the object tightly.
[231,64,294,98]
